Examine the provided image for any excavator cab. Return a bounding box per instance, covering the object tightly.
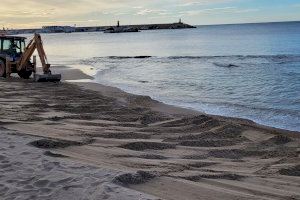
[0,36,33,78]
[0,34,61,82]
[0,36,26,56]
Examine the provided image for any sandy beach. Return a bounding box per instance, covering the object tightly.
[0,66,299,200]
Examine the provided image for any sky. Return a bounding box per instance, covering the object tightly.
[1,0,300,29]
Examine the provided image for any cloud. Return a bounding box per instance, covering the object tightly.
[234,8,259,13]
[0,0,123,28]
[133,6,144,9]
[179,6,235,15]
[136,9,169,16]
[179,6,259,16]
[178,0,233,6]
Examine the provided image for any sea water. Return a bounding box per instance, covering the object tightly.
[28,21,300,131]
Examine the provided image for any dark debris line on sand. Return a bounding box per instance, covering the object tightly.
[114,154,168,160]
[44,151,69,158]
[29,138,95,149]
[279,165,300,177]
[120,142,176,151]
[181,173,246,182]
[113,171,156,186]
[261,135,293,146]
[98,132,151,139]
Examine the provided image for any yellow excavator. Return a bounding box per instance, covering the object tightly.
[0,33,61,82]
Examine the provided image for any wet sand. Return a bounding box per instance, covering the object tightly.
[0,66,299,200]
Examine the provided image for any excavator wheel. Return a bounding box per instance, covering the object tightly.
[0,60,6,78]
[18,69,33,79]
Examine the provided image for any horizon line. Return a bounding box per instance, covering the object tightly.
[196,20,300,27]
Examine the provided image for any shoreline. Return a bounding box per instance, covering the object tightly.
[0,66,299,199]
[76,81,300,136]
[54,65,299,134]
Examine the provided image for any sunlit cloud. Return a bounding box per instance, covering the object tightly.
[179,7,259,16]
[178,0,234,7]
[136,9,169,16]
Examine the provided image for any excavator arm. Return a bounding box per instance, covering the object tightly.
[18,33,51,74]
[5,33,62,82]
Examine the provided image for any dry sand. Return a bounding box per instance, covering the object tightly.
[0,66,299,200]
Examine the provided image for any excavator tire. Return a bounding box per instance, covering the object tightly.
[0,59,6,78]
[18,69,33,79]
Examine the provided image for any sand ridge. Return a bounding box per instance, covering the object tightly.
[0,75,299,200]
[0,129,158,200]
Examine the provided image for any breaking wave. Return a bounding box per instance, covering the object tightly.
[81,54,300,64]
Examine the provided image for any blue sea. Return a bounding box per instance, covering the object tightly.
[29,21,300,131]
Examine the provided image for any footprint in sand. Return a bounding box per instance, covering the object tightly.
[12,161,22,166]
[101,192,111,200]
[104,185,114,193]
[90,181,104,187]
[49,177,74,187]
[39,187,52,194]
[6,179,18,184]
[23,185,34,190]
[0,155,6,161]
[0,163,12,169]
[20,151,31,155]
[1,160,10,164]
[0,184,9,196]
[17,179,35,187]
[33,180,50,188]
[42,161,62,171]
[25,168,35,173]
[62,184,84,190]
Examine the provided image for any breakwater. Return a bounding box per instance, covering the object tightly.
[8,22,196,35]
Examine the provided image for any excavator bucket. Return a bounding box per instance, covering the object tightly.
[33,63,61,82]
[34,73,61,82]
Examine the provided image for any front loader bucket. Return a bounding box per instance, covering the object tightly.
[34,74,61,82]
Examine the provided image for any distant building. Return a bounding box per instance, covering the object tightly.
[42,26,76,33]
[0,28,6,36]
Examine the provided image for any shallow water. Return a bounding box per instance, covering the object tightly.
[24,21,300,131]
